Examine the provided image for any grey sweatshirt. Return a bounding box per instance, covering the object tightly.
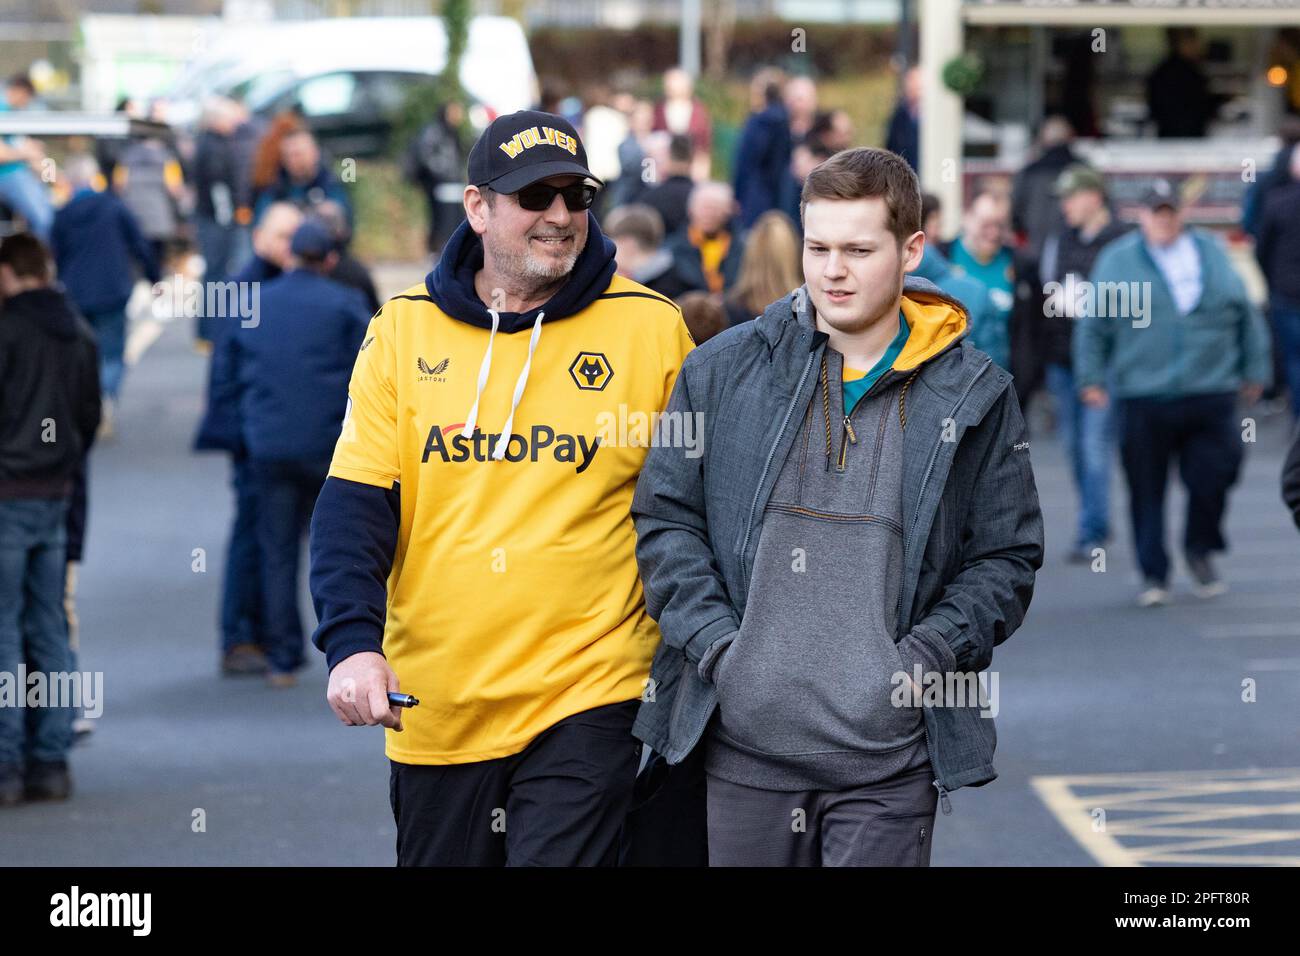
[703,343,930,791]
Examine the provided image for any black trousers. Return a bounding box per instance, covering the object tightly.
[388,699,640,866]
[617,743,709,866]
[1116,392,1243,584]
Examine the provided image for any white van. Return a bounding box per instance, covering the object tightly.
[161,15,538,141]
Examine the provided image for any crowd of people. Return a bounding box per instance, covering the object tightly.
[2,52,1299,828]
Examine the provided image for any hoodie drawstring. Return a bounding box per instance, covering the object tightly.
[490,310,545,460]
[461,309,500,440]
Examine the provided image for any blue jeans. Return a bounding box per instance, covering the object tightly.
[0,498,73,768]
[249,458,330,673]
[85,309,127,400]
[1271,303,1300,419]
[1045,362,1113,546]
[0,166,53,241]
[220,456,264,653]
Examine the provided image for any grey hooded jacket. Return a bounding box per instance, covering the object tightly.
[629,275,1044,810]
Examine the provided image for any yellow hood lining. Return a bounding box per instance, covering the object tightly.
[894,290,969,371]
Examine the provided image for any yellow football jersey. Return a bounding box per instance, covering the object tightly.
[329,274,695,764]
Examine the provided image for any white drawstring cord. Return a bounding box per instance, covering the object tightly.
[461,308,500,439]
[491,310,545,460]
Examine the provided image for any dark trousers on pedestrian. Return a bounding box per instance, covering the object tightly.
[220,454,263,654]
[1116,392,1243,585]
[248,457,329,674]
[388,700,641,866]
[705,762,939,866]
[1271,301,1300,418]
[618,743,709,866]
[0,498,73,769]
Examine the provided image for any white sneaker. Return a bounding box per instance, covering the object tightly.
[1136,581,1171,607]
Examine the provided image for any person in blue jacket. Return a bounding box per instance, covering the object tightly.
[195,201,304,676]
[50,154,159,422]
[252,128,351,226]
[219,219,369,685]
[1075,180,1271,607]
[732,69,792,230]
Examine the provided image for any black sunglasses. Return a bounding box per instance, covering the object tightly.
[511,181,598,212]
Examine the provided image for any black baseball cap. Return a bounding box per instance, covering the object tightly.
[467,109,603,194]
[1142,178,1181,211]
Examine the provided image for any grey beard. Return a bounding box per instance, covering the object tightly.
[485,234,579,290]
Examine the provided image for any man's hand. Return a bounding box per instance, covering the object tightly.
[1080,385,1108,408]
[1240,382,1264,405]
[327,651,404,731]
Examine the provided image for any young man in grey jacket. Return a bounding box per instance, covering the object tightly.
[629,147,1044,866]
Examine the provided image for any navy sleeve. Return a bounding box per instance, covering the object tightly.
[309,475,400,671]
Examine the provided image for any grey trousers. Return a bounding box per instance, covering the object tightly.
[705,763,938,867]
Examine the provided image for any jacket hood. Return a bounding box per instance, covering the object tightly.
[912,245,953,284]
[757,273,970,372]
[425,211,617,334]
[3,287,82,341]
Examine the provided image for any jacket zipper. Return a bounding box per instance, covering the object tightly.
[897,356,992,814]
[740,348,817,579]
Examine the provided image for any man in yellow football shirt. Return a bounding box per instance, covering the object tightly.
[308,111,694,865]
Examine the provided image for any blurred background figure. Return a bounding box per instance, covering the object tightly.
[0,72,53,241]
[1147,28,1223,138]
[677,290,726,344]
[608,95,656,209]
[1012,115,1081,257]
[732,68,791,230]
[404,100,467,256]
[1253,141,1300,417]
[581,85,629,219]
[112,104,186,272]
[253,124,350,225]
[195,201,304,678]
[723,209,801,327]
[193,96,253,344]
[641,133,695,238]
[1076,180,1271,606]
[51,154,159,435]
[311,199,380,315]
[915,191,997,347]
[783,74,819,147]
[938,187,1016,369]
[664,180,744,297]
[217,220,368,687]
[884,66,921,171]
[653,67,712,181]
[1036,166,1131,562]
[605,203,682,299]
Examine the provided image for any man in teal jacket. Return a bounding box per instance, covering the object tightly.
[1074,179,1270,606]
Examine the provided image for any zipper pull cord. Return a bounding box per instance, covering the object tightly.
[843,414,857,444]
[820,353,832,471]
[898,367,921,431]
[935,780,952,815]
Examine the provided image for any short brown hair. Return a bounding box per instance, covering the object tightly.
[677,291,727,345]
[603,203,664,251]
[0,232,52,283]
[800,147,921,245]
